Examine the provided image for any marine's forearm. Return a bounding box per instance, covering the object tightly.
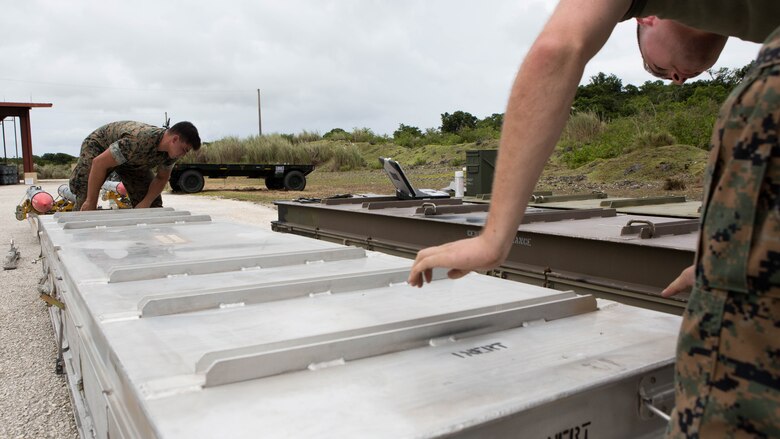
[139,174,168,206]
[85,160,109,205]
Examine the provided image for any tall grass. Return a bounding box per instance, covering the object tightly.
[178,134,364,170]
[330,144,366,171]
[35,163,72,179]
[561,111,604,144]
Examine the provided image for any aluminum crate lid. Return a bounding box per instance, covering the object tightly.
[40,209,681,438]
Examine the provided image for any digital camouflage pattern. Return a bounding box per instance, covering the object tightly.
[69,121,175,209]
[666,27,780,438]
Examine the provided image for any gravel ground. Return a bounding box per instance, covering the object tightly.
[0,180,278,438]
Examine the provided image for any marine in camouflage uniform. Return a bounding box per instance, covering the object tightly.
[69,121,176,209]
[666,27,780,438]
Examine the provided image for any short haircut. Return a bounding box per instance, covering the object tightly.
[168,121,202,151]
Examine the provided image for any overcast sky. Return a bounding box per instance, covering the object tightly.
[0,0,761,157]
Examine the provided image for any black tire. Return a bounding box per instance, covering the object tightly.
[283,170,306,191]
[265,177,284,190]
[177,169,205,193]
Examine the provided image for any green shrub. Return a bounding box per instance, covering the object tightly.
[562,111,604,144]
[458,126,500,144]
[350,127,386,144]
[291,130,322,143]
[633,131,677,149]
[330,144,366,171]
[323,128,350,141]
[656,100,718,148]
[558,117,636,168]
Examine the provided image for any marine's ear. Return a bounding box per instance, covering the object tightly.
[636,16,657,27]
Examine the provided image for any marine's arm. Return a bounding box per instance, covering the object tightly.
[135,167,172,209]
[409,0,631,286]
[81,149,119,211]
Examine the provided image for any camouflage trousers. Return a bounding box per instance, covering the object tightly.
[666,28,780,438]
[69,139,163,210]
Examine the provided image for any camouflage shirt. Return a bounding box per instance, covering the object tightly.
[84,121,177,172]
[696,28,780,297]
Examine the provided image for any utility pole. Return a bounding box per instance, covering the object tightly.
[257,89,262,136]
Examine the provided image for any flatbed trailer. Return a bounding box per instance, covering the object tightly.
[169,163,314,193]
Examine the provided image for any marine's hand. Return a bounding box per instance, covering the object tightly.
[408,236,505,288]
[135,200,151,209]
[80,198,97,211]
[661,265,695,297]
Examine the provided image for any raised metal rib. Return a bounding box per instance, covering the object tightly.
[601,196,686,208]
[322,196,396,205]
[58,209,188,224]
[109,247,366,283]
[139,267,447,317]
[530,192,608,203]
[53,207,176,219]
[198,293,596,387]
[365,198,462,210]
[61,214,211,229]
[521,208,616,224]
[417,204,489,216]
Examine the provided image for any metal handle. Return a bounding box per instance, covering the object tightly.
[642,398,671,422]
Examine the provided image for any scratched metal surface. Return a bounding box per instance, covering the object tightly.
[37,209,680,438]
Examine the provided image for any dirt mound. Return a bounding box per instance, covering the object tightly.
[539,144,708,199]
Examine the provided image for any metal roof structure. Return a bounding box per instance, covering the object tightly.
[0,102,53,173]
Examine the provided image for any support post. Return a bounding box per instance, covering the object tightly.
[257,89,262,136]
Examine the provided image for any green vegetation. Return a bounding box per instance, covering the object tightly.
[187,64,747,175]
[553,67,748,168]
[2,152,78,179]
[28,63,748,189]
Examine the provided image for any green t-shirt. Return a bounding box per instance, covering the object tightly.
[622,0,779,43]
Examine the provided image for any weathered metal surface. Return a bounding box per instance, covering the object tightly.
[274,198,695,314]
[601,196,687,208]
[529,191,608,203]
[36,208,682,438]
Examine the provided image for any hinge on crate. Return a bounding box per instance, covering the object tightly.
[638,374,674,422]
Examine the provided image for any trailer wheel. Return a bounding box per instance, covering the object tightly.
[169,178,182,193]
[177,170,205,193]
[283,170,306,191]
[265,177,284,190]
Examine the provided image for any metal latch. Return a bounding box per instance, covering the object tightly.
[421,202,437,216]
[638,374,674,422]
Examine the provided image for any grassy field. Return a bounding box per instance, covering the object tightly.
[189,143,707,207]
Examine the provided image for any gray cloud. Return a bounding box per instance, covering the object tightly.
[0,0,761,156]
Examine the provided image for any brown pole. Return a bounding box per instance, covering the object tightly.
[20,111,34,173]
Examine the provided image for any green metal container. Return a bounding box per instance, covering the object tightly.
[465,149,497,196]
